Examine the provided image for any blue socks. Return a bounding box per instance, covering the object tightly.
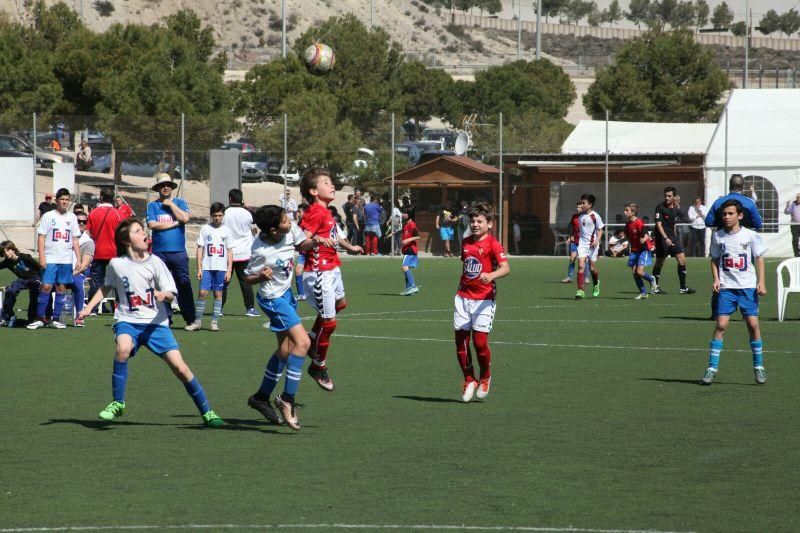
[258,354,286,398]
[183,377,211,415]
[642,272,655,283]
[112,360,128,403]
[751,339,763,368]
[633,274,645,294]
[212,299,222,322]
[283,354,305,399]
[296,274,304,297]
[37,291,50,318]
[567,261,575,279]
[404,269,415,289]
[53,292,65,319]
[708,339,723,370]
[195,299,206,321]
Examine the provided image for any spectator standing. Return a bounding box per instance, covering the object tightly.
[784,193,800,257]
[456,200,471,252]
[222,188,259,317]
[71,216,94,326]
[389,199,403,255]
[512,217,522,255]
[85,187,124,312]
[280,190,298,221]
[705,174,762,230]
[76,141,92,171]
[36,194,55,224]
[351,196,365,248]
[363,196,384,256]
[342,194,355,242]
[436,204,458,257]
[687,197,707,257]
[146,173,196,326]
[115,195,135,218]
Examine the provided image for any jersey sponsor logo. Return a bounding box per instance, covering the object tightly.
[125,289,156,310]
[157,214,172,223]
[274,257,294,276]
[51,229,71,242]
[206,244,226,257]
[463,256,483,279]
[722,253,748,272]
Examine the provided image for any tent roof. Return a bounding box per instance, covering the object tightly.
[562,120,716,155]
[706,88,800,168]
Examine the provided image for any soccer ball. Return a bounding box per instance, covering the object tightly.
[304,42,336,72]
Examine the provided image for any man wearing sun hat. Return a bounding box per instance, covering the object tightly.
[146,173,196,325]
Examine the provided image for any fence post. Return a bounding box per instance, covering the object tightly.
[498,112,503,246]
[32,113,38,221]
[179,113,185,199]
[390,113,395,256]
[604,109,609,247]
[283,113,288,196]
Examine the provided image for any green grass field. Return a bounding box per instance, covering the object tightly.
[2,256,799,533]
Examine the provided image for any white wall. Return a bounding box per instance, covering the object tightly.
[0,158,35,222]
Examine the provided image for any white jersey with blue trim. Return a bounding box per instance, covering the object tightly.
[196,224,231,272]
[710,227,767,289]
[245,223,307,300]
[37,210,80,264]
[104,255,177,325]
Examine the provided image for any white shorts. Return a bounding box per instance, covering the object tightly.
[577,243,599,262]
[303,268,345,319]
[453,295,496,333]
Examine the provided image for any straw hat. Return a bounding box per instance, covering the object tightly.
[151,173,178,192]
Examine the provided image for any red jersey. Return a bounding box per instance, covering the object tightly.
[569,213,581,241]
[86,203,124,261]
[116,203,134,219]
[401,220,418,255]
[457,234,507,300]
[625,218,646,252]
[301,202,341,272]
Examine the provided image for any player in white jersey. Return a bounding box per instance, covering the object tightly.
[574,193,604,299]
[28,188,81,330]
[243,205,315,430]
[185,203,232,332]
[78,218,224,427]
[701,200,768,386]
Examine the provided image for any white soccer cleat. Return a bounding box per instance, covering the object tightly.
[476,378,491,399]
[184,322,202,331]
[461,380,478,403]
[26,320,46,330]
[49,320,67,329]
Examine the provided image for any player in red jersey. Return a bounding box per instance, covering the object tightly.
[299,168,363,391]
[623,203,658,299]
[561,200,583,283]
[453,203,510,403]
[399,206,420,295]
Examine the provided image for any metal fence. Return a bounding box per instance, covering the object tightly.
[2,105,798,259]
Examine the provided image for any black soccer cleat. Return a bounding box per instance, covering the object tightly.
[308,366,335,391]
[247,394,282,424]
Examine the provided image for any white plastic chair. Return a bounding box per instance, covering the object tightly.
[552,228,570,256]
[776,257,800,322]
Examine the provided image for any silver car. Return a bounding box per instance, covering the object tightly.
[0,135,74,167]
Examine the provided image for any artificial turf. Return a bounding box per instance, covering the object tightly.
[1,256,799,532]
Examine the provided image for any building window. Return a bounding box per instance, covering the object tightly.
[745,175,778,233]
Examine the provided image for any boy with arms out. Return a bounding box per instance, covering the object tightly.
[186,203,232,332]
[701,200,768,386]
[245,205,316,430]
[454,203,510,402]
[574,194,603,300]
[77,219,224,427]
[399,206,420,296]
[299,168,363,391]
[623,203,658,299]
[28,188,81,329]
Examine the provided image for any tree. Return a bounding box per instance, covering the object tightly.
[604,0,622,26]
[779,9,800,37]
[470,59,576,120]
[563,0,595,25]
[293,14,403,133]
[758,10,781,36]
[389,60,456,138]
[588,5,603,27]
[669,1,696,29]
[625,0,651,29]
[694,0,710,31]
[471,109,575,158]
[541,0,568,22]
[710,1,733,29]
[583,30,729,122]
[652,0,677,28]
[729,21,747,37]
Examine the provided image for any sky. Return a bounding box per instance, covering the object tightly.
[500,1,800,26]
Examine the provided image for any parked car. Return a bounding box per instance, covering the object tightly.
[221,142,255,153]
[265,158,300,185]
[89,152,186,180]
[241,152,269,182]
[0,134,74,167]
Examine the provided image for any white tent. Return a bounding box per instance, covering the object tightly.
[705,89,800,257]
[563,121,715,155]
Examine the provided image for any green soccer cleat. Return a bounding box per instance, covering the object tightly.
[592,281,601,298]
[575,289,585,299]
[202,410,224,428]
[98,400,125,421]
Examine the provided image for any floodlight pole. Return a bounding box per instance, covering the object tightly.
[33,113,37,223]
[370,0,375,28]
[281,0,287,59]
[604,110,609,243]
[180,113,185,198]
[391,113,396,256]
[743,0,750,89]
[516,1,522,60]
[535,0,542,60]
[283,113,288,197]
[499,112,504,245]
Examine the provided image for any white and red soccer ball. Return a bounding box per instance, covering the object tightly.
[304,42,336,72]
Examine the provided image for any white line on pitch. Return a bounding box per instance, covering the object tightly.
[343,318,705,325]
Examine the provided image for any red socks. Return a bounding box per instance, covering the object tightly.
[455,329,475,382]
[472,331,492,380]
[577,268,585,289]
[310,318,336,369]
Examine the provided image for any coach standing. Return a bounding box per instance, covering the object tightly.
[705,174,762,230]
[784,193,800,256]
[146,173,196,325]
[85,186,123,311]
[222,188,258,317]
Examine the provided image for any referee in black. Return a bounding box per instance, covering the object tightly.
[652,186,695,294]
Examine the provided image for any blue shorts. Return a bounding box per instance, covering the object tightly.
[439,227,454,241]
[200,270,227,291]
[257,291,302,332]
[717,288,759,317]
[402,254,418,269]
[113,322,179,357]
[42,263,73,285]
[297,254,305,266]
[569,242,578,254]
[627,250,653,268]
[365,224,382,237]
